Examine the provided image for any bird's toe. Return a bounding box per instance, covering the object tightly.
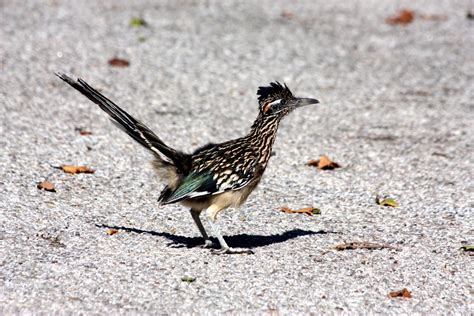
[211,247,254,255]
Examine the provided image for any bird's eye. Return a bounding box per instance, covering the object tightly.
[263,99,282,113]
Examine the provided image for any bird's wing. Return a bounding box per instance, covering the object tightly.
[160,172,218,204]
[160,163,265,205]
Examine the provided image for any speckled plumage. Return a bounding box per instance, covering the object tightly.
[57,73,319,254]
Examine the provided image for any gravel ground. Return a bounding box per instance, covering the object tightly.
[1,0,473,314]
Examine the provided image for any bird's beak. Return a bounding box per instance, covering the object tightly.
[294,97,319,108]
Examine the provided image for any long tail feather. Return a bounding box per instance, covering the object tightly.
[56,73,185,166]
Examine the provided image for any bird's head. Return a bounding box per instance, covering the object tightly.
[257,82,319,116]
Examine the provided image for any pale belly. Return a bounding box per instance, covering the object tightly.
[180,179,259,213]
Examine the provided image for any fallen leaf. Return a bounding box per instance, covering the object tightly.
[106,229,118,235]
[38,233,66,248]
[75,127,92,135]
[419,14,447,21]
[181,276,196,283]
[376,195,399,207]
[460,245,474,252]
[388,288,412,298]
[129,17,147,27]
[108,58,130,67]
[386,9,415,25]
[334,241,400,251]
[37,180,56,192]
[61,165,95,174]
[281,10,294,19]
[280,206,321,216]
[307,155,341,170]
[311,208,321,215]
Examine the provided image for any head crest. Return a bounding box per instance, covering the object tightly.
[257,82,293,105]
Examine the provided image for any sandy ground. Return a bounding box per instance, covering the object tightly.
[1,0,473,314]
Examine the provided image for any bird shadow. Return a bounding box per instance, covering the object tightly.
[96,224,339,249]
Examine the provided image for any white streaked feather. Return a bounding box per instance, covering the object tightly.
[185,191,213,198]
[268,98,282,106]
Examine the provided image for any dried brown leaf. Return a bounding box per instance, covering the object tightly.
[386,9,415,25]
[108,58,130,67]
[106,229,118,235]
[376,195,399,207]
[37,180,56,192]
[280,206,320,216]
[334,241,400,251]
[129,17,147,27]
[460,245,474,252]
[281,10,294,19]
[38,233,65,248]
[307,155,341,170]
[388,288,412,298]
[61,165,95,174]
[181,276,196,283]
[75,127,92,135]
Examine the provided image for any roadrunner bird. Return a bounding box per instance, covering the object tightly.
[57,74,319,254]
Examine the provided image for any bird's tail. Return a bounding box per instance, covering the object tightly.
[56,73,186,167]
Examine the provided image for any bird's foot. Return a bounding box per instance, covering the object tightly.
[211,247,254,255]
[200,239,214,249]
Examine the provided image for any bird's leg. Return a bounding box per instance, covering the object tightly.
[189,209,214,248]
[205,206,254,255]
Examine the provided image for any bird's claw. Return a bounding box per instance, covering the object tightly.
[211,247,254,255]
[200,239,214,249]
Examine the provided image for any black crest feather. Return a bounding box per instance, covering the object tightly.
[257,81,293,104]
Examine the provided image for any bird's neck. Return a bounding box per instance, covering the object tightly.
[248,113,282,164]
